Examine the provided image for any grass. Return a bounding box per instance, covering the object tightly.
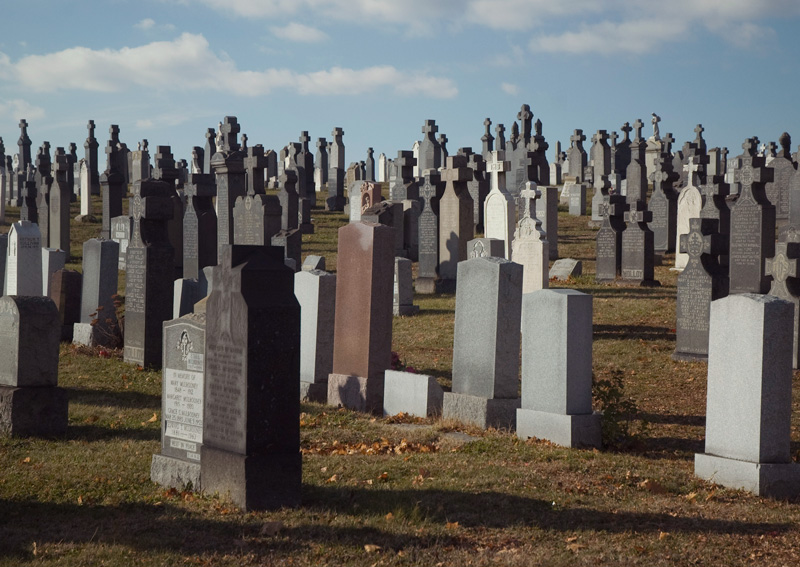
[2,187,800,566]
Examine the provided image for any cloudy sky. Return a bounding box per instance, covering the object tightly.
[0,0,799,167]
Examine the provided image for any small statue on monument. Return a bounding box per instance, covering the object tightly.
[651,113,661,141]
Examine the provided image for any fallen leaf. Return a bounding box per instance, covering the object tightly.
[565,536,578,543]
[77,495,83,505]
[384,512,394,521]
[685,492,698,503]
[377,472,389,482]
[22,457,31,463]
[364,544,381,553]
[260,521,283,536]
[326,474,339,483]
[446,521,459,530]
[705,489,716,501]
[141,412,158,426]
[639,479,666,494]
[659,531,670,540]
[567,543,586,552]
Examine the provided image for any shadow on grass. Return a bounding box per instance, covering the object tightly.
[1,484,791,562]
[593,324,674,342]
[65,424,160,443]
[67,387,161,410]
[638,413,704,427]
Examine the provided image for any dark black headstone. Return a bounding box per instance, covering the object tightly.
[595,194,626,282]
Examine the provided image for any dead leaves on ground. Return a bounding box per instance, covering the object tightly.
[301,437,437,456]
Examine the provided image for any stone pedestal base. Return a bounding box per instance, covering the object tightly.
[150,454,201,491]
[300,380,328,403]
[383,370,443,418]
[415,277,436,294]
[694,453,800,499]
[672,350,708,363]
[201,446,301,511]
[442,392,520,430]
[516,409,602,448]
[394,304,420,316]
[0,385,68,437]
[327,373,384,414]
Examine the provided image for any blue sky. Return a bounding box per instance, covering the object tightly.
[1,0,799,167]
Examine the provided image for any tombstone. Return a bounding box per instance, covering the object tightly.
[351,180,381,223]
[459,149,489,234]
[364,147,375,181]
[483,151,514,259]
[538,185,559,260]
[108,215,131,270]
[76,161,94,220]
[729,138,776,294]
[619,201,658,286]
[419,120,441,172]
[19,165,38,224]
[673,156,707,270]
[150,312,206,490]
[567,181,586,216]
[302,255,325,272]
[183,173,218,280]
[443,257,522,429]
[766,242,800,368]
[242,144,268,197]
[5,221,42,296]
[437,156,474,291]
[34,143,53,245]
[201,245,301,510]
[673,218,729,361]
[362,200,404,258]
[124,180,175,368]
[0,296,67,437]
[278,170,299,232]
[765,132,796,227]
[647,141,680,254]
[377,152,387,183]
[16,119,32,178]
[516,289,599,447]
[210,118,246,262]
[173,276,209,319]
[512,182,549,292]
[84,120,100,196]
[232,192,282,247]
[326,127,345,211]
[595,195,627,282]
[467,237,504,259]
[0,234,6,295]
[41,248,66,297]
[695,294,800,498]
[566,130,587,182]
[49,269,82,342]
[416,171,440,294]
[383,370,443,418]
[295,269,336,402]
[393,257,418,316]
[100,126,126,241]
[549,258,582,281]
[590,130,611,191]
[625,119,648,205]
[315,138,328,191]
[328,222,394,413]
[73,238,120,348]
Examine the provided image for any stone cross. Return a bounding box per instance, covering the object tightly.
[662,133,675,155]
[633,119,644,142]
[687,154,708,187]
[694,124,705,144]
[219,116,241,153]
[495,123,506,151]
[620,122,632,142]
[482,118,494,155]
[243,144,268,195]
[422,119,438,138]
[651,113,661,140]
[779,132,792,158]
[734,138,773,199]
[518,182,542,225]
[766,242,800,292]
[517,104,533,145]
[570,129,586,146]
[486,150,511,193]
[679,217,718,259]
[241,133,248,152]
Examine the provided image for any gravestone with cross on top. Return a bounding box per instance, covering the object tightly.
[211,117,246,261]
[512,181,549,292]
[484,150,514,259]
[595,193,627,282]
[729,137,775,294]
[438,156,474,291]
[566,129,587,182]
[626,119,648,206]
[673,217,728,361]
[766,241,800,368]
[647,136,679,253]
[765,132,796,225]
[673,154,708,270]
[620,200,658,286]
[416,170,441,294]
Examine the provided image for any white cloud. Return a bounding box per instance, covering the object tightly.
[270,22,328,42]
[135,18,156,30]
[2,33,457,99]
[136,119,154,129]
[501,82,519,96]
[0,99,46,121]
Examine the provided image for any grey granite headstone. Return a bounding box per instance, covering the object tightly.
[73,238,120,348]
[50,147,71,257]
[443,257,522,430]
[201,245,301,510]
[393,257,418,316]
[183,173,217,280]
[467,237,504,259]
[595,195,626,283]
[49,269,82,342]
[766,242,800,368]
[695,294,800,498]
[549,258,582,281]
[415,171,440,294]
[41,248,66,297]
[0,296,67,437]
[517,289,600,448]
[295,269,336,402]
[437,156,474,291]
[151,312,206,490]
[673,218,729,361]
[383,370,443,418]
[111,215,133,270]
[5,221,42,296]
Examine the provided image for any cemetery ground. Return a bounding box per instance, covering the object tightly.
[2,192,800,566]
